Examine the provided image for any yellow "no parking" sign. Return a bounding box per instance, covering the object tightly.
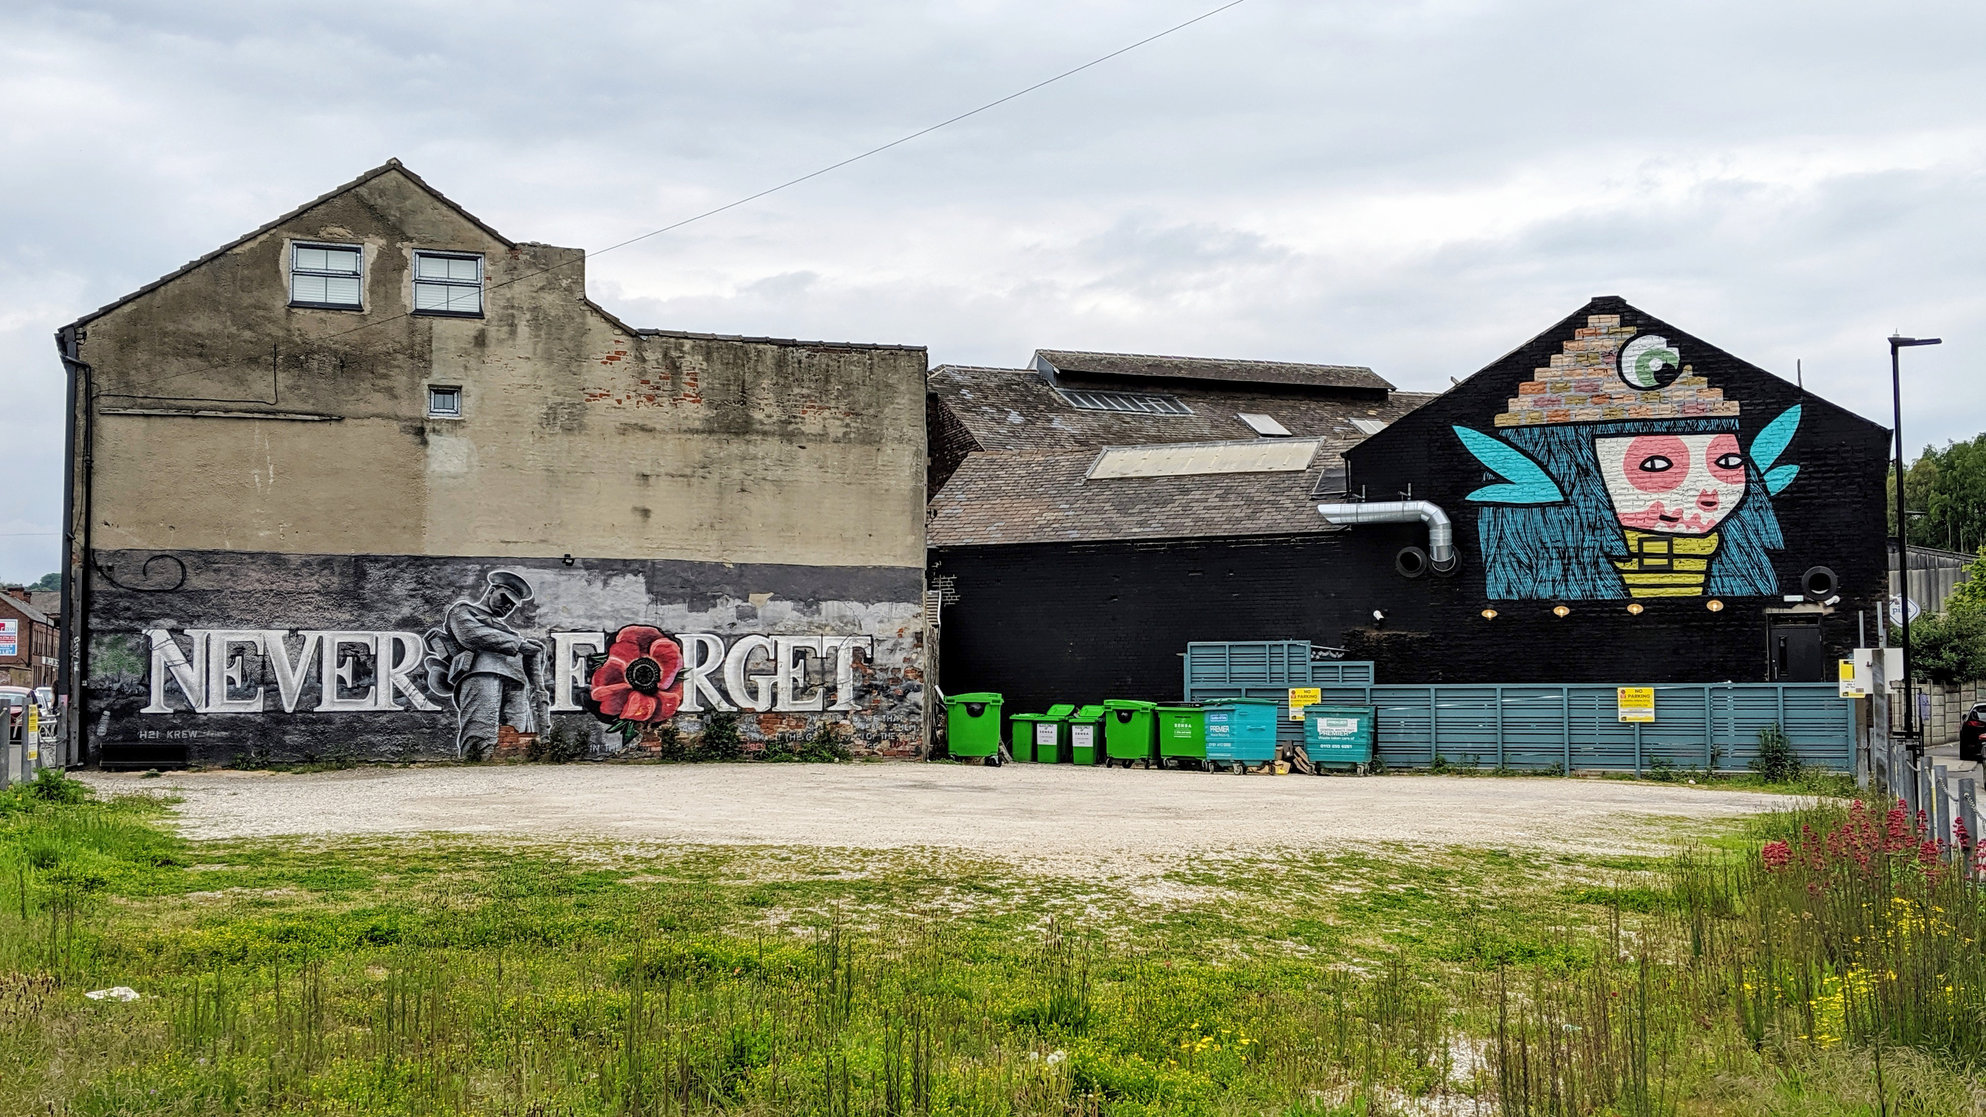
[1617,687,1655,723]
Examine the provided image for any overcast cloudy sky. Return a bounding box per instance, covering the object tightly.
[3,0,1982,583]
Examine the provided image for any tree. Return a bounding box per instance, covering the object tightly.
[27,572,59,591]
[1890,434,1986,554]
[1944,547,1986,620]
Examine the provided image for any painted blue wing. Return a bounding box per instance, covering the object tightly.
[1764,464,1799,495]
[1751,405,1802,474]
[1453,426,1564,504]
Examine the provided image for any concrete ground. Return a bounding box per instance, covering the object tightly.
[81,763,1801,860]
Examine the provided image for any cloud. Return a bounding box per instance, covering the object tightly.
[2,0,1982,581]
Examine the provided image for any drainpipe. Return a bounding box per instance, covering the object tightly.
[1317,499,1458,576]
[54,325,92,766]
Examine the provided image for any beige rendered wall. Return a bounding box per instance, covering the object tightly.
[75,168,927,570]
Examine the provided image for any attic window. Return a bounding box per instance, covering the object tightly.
[1060,389,1192,416]
[1350,418,1389,437]
[289,243,363,309]
[1237,412,1291,437]
[413,252,484,316]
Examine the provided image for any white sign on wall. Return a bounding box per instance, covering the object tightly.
[0,619,16,657]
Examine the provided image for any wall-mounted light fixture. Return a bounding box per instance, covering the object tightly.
[1706,599,1724,612]
[1552,605,1571,618]
[1480,608,1498,620]
[1371,609,1387,623]
[561,554,576,567]
[1626,602,1644,616]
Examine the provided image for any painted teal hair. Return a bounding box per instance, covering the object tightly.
[1476,416,1785,601]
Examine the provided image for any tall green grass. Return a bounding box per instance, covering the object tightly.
[1,773,1982,1115]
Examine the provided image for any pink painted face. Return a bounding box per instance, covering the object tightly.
[1595,432,1746,535]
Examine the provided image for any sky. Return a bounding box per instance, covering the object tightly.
[2,0,1983,584]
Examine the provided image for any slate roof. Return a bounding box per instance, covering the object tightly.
[927,363,1443,547]
[927,447,1351,547]
[931,365,1437,455]
[1037,349,1393,392]
[0,594,55,628]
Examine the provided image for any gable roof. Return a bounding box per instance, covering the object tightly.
[930,364,1436,458]
[63,159,515,331]
[1036,348,1393,392]
[0,594,55,628]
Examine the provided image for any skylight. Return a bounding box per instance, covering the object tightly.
[1350,418,1389,436]
[1237,412,1292,437]
[1060,389,1193,416]
[1087,438,1323,480]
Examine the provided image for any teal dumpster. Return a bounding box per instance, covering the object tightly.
[1204,697,1280,772]
[1303,704,1375,773]
[1155,704,1207,770]
[946,693,1005,764]
[1103,700,1158,768]
[1068,705,1106,765]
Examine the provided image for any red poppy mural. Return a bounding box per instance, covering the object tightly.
[587,625,684,744]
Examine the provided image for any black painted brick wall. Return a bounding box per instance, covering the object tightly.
[931,299,1893,715]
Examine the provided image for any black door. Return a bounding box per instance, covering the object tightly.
[1768,624,1824,682]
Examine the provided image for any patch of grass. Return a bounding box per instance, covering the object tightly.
[0,788,1981,1115]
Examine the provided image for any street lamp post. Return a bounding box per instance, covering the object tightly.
[1890,334,1941,753]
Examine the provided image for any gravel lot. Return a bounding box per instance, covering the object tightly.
[82,763,1792,859]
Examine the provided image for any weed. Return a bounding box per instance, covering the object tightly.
[1749,723,1801,784]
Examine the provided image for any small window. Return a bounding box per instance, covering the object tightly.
[1350,417,1389,437]
[413,252,484,316]
[1237,412,1291,437]
[290,242,363,309]
[427,386,462,418]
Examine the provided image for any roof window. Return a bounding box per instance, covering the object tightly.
[1087,438,1323,480]
[1237,412,1291,437]
[1350,417,1389,436]
[1060,389,1192,416]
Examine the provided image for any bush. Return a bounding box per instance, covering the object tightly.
[691,711,744,763]
[1895,607,1986,685]
[526,723,589,763]
[1749,723,1801,783]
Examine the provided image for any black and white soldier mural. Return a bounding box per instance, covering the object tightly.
[423,570,551,760]
[83,551,927,765]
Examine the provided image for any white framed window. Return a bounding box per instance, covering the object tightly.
[413,252,484,316]
[427,385,463,418]
[289,242,363,309]
[1059,388,1192,416]
[1350,417,1389,436]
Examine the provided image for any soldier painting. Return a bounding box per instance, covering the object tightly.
[422,570,550,759]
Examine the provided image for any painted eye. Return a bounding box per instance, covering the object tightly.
[1715,453,1743,470]
[1637,455,1673,473]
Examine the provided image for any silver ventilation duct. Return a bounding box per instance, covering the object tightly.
[1317,500,1457,575]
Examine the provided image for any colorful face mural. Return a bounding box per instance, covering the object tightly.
[1453,315,1803,601]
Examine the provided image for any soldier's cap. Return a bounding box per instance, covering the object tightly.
[486,570,533,602]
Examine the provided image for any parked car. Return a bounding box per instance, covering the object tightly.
[0,687,29,740]
[1963,702,1986,763]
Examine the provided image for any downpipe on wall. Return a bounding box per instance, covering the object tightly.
[1316,500,1458,578]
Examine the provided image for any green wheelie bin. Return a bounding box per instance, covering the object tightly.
[1155,704,1207,770]
[1007,712,1046,762]
[1032,703,1075,763]
[1103,700,1158,768]
[1068,705,1106,765]
[946,693,1005,765]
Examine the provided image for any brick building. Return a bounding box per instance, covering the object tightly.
[927,298,1891,713]
[57,161,929,767]
[0,589,58,691]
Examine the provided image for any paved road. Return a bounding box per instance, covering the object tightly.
[83,763,1796,860]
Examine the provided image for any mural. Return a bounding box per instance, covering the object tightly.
[87,551,925,763]
[1454,314,1803,601]
[424,570,548,760]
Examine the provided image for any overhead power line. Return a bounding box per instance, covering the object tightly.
[112,0,1253,399]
